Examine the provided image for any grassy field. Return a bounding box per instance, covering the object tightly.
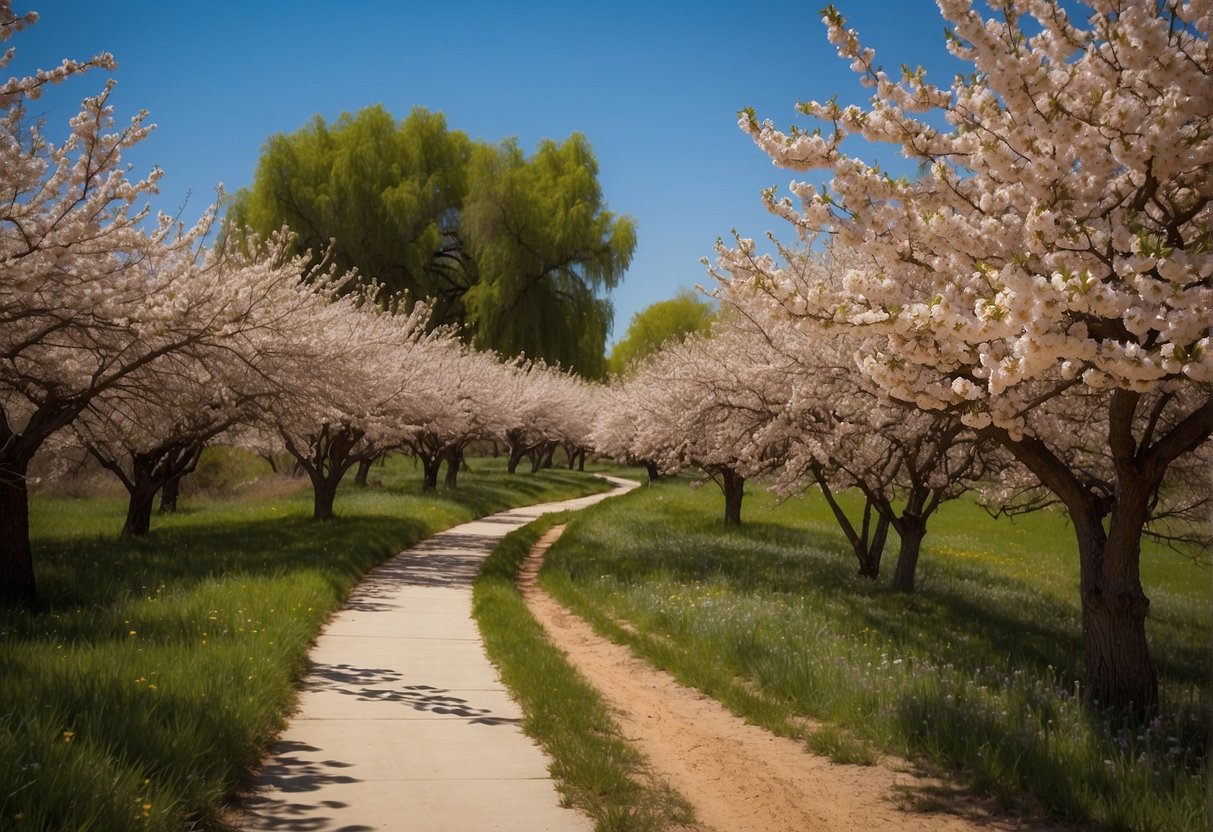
[0,453,609,832]
[539,477,1210,832]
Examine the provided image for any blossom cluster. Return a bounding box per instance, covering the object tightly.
[731,0,1210,425]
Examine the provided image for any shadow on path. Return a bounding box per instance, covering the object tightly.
[304,662,520,724]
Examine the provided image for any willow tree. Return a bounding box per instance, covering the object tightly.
[231,112,635,376]
[228,106,473,326]
[461,135,635,378]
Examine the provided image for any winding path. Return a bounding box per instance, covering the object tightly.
[236,476,639,832]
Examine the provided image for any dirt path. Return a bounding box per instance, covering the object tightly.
[519,525,1061,832]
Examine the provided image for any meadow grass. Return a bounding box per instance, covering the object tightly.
[0,454,609,832]
[541,477,1210,832]
[472,512,694,832]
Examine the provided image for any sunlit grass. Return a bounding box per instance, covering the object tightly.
[1,454,609,832]
[541,477,1210,832]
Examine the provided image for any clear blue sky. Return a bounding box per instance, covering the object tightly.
[12,0,962,343]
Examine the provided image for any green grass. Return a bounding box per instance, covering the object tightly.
[1,454,610,832]
[472,510,694,832]
[540,477,1211,832]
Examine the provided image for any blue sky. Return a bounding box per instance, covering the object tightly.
[12,1,962,343]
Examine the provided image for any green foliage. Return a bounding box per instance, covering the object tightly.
[0,458,607,832]
[229,109,635,376]
[473,513,694,832]
[542,479,1210,831]
[462,134,636,377]
[228,105,473,326]
[607,288,716,376]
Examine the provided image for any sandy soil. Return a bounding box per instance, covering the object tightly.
[519,525,1065,832]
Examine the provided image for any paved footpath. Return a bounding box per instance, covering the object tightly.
[237,475,639,832]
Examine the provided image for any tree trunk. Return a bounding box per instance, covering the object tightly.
[813,468,887,579]
[507,445,527,474]
[721,468,744,526]
[443,448,462,489]
[644,460,660,483]
[159,473,182,514]
[1077,482,1157,712]
[527,441,558,472]
[354,457,374,487]
[0,461,36,606]
[890,513,927,592]
[121,482,158,536]
[421,455,442,491]
[577,448,586,471]
[858,510,891,580]
[312,476,338,521]
[159,440,208,514]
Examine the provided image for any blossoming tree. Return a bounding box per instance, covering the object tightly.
[617,326,792,525]
[0,3,354,600]
[725,0,1211,709]
[714,251,993,589]
[499,361,596,473]
[255,291,450,516]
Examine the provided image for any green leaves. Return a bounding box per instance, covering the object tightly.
[608,289,717,377]
[462,133,636,378]
[229,108,634,377]
[228,105,473,323]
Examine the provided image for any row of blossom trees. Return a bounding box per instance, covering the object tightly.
[0,4,597,604]
[593,0,1210,713]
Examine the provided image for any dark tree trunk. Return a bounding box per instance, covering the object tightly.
[507,445,527,474]
[0,460,36,606]
[526,441,558,472]
[890,512,928,592]
[563,442,578,470]
[312,476,338,521]
[421,454,442,491]
[122,481,158,536]
[443,447,462,489]
[157,442,204,514]
[577,448,586,471]
[1076,476,1156,712]
[858,510,891,580]
[644,460,660,483]
[260,453,279,474]
[354,457,374,487]
[720,468,744,526]
[280,423,367,521]
[158,473,182,514]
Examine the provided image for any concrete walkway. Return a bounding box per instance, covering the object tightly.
[237,475,639,832]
